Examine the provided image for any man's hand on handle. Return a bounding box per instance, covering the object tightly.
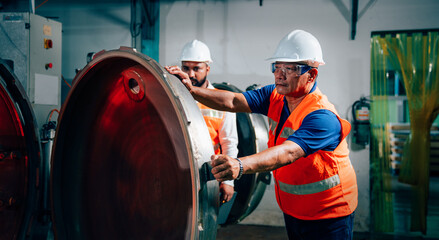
[165,65,192,91]
[211,154,241,182]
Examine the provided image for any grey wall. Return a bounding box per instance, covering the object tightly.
[159,0,439,232]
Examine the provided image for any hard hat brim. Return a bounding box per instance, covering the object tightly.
[266,57,325,68]
[180,59,213,64]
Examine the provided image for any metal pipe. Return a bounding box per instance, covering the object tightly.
[30,0,34,13]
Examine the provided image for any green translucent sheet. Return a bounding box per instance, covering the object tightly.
[370,35,394,233]
[371,31,439,234]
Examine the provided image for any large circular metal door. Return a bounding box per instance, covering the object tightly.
[50,48,218,240]
[0,59,42,240]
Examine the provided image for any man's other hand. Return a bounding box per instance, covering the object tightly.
[211,154,241,182]
[219,183,234,203]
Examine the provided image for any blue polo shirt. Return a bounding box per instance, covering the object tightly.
[242,83,341,156]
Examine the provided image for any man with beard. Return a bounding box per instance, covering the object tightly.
[178,40,238,204]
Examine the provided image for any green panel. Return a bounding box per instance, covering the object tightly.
[370,35,394,233]
[387,100,398,123]
[434,115,439,126]
[140,1,160,62]
[371,29,439,235]
[142,38,159,62]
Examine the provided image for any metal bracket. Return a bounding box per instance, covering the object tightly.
[330,0,377,40]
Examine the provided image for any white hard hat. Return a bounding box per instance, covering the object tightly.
[267,30,325,67]
[180,40,213,64]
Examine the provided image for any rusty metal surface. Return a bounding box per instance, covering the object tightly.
[51,48,218,240]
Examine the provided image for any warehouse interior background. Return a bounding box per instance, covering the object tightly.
[1,0,439,239]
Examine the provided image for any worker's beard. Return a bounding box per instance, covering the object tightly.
[191,76,207,87]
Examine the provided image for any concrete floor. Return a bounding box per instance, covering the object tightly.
[217,224,439,240]
[217,224,287,240]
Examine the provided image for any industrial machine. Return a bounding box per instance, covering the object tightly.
[0,12,62,129]
[0,11,61,240]
[0,58,42,240]
[212,83,271,225]
[1,48,218,239]
[51,47,220,240]
[0,46,270,239]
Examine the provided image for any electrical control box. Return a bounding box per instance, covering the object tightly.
[0,12,62,129]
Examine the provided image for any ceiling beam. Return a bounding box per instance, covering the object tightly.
[351,0,358,40]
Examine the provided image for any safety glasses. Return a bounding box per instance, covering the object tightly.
[271,63,312,77]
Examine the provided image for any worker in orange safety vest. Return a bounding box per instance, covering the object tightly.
[166,30,358,240]
[178,40,239,204]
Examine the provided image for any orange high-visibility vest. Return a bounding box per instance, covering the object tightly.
[267,87,358,220]
[197,102,225,154]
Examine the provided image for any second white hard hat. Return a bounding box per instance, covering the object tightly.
[267,30,325,67]
[180,40,213,64]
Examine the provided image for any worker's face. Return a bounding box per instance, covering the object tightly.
[181,61,210,87]
[273,62,317,97]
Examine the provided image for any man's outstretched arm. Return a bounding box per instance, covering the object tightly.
[165,65,252,113]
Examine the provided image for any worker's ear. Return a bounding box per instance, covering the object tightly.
[308,68,318,82]
[206,64,210,74]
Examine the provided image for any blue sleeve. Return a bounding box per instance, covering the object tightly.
[287,109,342,156]
[242,84,275,115]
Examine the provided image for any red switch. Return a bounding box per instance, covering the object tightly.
[45,63,53,69]
[44,38,53,49]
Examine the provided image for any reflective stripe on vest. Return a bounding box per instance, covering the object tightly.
[200,108,224,119]
[268,117,295,139]
[268,118,277,133]
[213,143,221,152]
[278,174,341,195]
[279,127,295,139]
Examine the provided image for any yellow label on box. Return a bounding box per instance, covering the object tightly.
[43,24,52,36]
